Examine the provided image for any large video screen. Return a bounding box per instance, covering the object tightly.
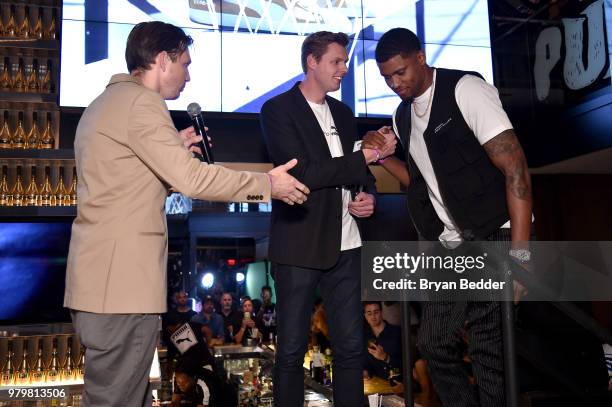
[0,223,72,324]
[60,0,493,116]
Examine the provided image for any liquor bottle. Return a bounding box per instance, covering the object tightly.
[25,165,39,206]
[5,5,17,38]
[40,166,53,206]
[15,348,30,385]
[45,8,57,40]
[41,60,54,93]
[32,7,44,39]
[62,338,75,382]
[0,57,12,90]
[18,6,31,39]
[11,111,26,148]
[1,341,15,386]
[26,112,41,149]
[12,165,25,206]
[69,168,78,205]
[75,345,85,382]
[30,339,46,384]
[0,165,11,206]
[54,166,69,206]
[46,339,60,383]
[27,59,40,92]
[40,112,54,149]
[13,58,26,92]
[0,111,11,148]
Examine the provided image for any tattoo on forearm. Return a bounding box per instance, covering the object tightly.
[484,130,531,201]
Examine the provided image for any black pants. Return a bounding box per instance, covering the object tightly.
[273,248,364,407]
[417,230,512,407]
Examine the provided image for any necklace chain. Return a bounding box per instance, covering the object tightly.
[413,70,436,118]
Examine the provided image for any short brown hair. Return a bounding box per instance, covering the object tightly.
[125,21,193,73]
[301,31,349,73]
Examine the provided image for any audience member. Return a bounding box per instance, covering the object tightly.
[191,295,224,346]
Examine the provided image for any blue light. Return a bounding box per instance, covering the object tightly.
[201,272,214,289]
[236,272,245,283]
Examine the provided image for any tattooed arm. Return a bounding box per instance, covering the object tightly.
[484,129,532,303]
[483,129,532,246]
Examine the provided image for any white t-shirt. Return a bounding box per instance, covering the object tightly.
[395,70,513,243]
[307,100,361,251]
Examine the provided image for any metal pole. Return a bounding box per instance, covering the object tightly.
[400,301,414,407]
[501,274,519,407]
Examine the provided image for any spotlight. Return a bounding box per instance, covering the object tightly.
[236,272,245,283]
[201,272,214,289]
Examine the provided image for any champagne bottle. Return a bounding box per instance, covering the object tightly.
[26,111,41,149]
[0,57,12,91]
[45,8,57,40]
[0,165,11,206]
[69,167,78,205]
[46,339,60,383]
[5,5,17,38]
[15,348,30,385]
[13,58,26,92]
[18,6,31,39]
[40,166,53,206]
[11,111,26,148]
[30,339,46,384]
[40,112,54,149]
[12,165,25,206]
[41,60,54,93]
[0,111,11,148]
[54,166,68,206]
[25,165,39,206]
[1,341,15,386]
[75,345,85,382]
[32,7,44,39]
[63,337,75,382]
[27,59,40,92]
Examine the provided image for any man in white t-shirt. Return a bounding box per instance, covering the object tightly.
[363,28,533,407]
[260,31,396,407]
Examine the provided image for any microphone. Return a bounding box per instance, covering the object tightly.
[186,102,214,163]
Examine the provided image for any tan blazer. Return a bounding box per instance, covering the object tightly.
[64,74,270,314]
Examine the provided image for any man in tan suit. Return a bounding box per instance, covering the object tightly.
[64,21,309,406]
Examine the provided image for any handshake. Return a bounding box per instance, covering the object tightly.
[256,126,398,206]
[361,126,398,164]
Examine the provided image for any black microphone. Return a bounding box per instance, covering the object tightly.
[186,102,214,163]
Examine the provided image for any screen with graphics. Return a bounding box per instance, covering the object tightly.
[60,0,493,116]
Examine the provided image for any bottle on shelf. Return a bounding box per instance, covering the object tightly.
[32,7,44,40]
[69,168,78,205]
[75,345,85,381]
[1,341,15,386]
[46,8,57,40]
[27,59,40,92]
[40,112,55,149]
[54,166,69,206]
[26,112,41,149]
[46,338,61,383]
[12,165,25,206]
[11,111,27,148]
[1,57,13,91]
[13,58,27,92]
[40,166,53,206]
[25,165,39,206]
[0,111,11,148]
[41,60,54,93]
[63,337,75,382]
[15,347,30,385]
[0,165,12,206]
[30,339,46,384]
[5,5,18,38]
[19,6,32,39]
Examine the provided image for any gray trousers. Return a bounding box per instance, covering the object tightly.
[71,311,160,407]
